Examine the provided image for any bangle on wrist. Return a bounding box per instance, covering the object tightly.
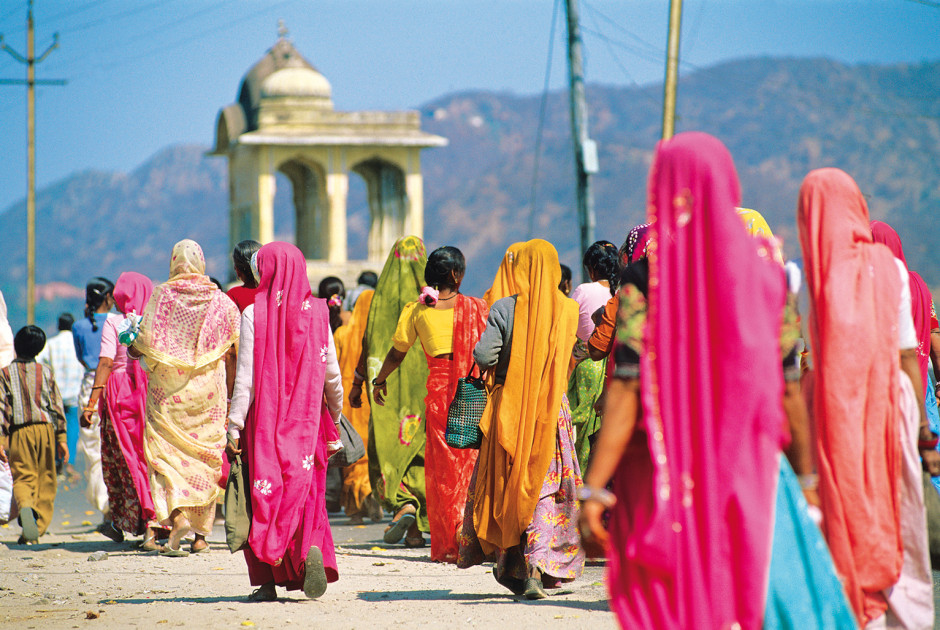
[355,370,366,382]
[91,386,104,390]
[798,473,818,490]
[577,486,616,508]
[372,378,386,388]
[919,436,939,450]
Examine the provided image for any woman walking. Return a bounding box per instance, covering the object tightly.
[226,240,262,313]
[567,240,620,467]
[81,272,157,545]
[458,239,584,599]
[73,278,114,522]
[578,133,854,629]
[133,240,240,556]
[372,246,488,562]
[227,242,343,601]
[350,236,429,547]
[334,288,380,523]
[801,170,929,627]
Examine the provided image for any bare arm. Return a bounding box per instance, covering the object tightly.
[372,348,407,406]
[782,380,819,507]
[578,377,640,552]
[81,357,113,427]
[349,332,369,409]
[224,345,237,401]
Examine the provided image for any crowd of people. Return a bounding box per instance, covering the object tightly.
[0,130,938,628]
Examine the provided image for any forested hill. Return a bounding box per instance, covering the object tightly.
[1,56,938,325]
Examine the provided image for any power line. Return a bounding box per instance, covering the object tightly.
[527,0,561,239]
[581,0,661,59]
[901,0,940,8]
[582,5,660,108]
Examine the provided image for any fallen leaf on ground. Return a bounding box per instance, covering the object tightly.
[369,546,383,551]
[61,521,70,526]
[81,521,92,526]
[372,562,386,566]
[241,622,255,627]
[355,525,366,529]
[85,511,94,515]
[85,611,99,619]
[211,567,224,571]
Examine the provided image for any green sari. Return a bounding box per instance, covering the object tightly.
[365,236,430,530]
[566,339,606,469]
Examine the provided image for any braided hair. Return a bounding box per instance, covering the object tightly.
[583,240,621,296]
[84,277,114,332]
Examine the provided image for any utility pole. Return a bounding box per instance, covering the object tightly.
[1,0,66,324]
[661,0,683,140]
[564,0,597,281]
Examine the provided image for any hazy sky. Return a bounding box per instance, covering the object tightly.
[0,0,938,211]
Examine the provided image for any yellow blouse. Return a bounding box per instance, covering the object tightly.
[392,301,455,357]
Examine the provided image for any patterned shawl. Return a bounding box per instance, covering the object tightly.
[136,240,239,370]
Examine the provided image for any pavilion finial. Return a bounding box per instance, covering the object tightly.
[277,19,289,40]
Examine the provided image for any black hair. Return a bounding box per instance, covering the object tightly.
[57,313,74,332]
[317,276,346,332]
[559,264,572,295]
[14,325,46,360]
[84,277,114,332]
[209,277,225,292]
[583,240,621,296]
[233,239,262,288]
[423,246,465,305]
[357,271,378,288]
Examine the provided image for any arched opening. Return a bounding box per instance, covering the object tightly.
[352,158,408,261]
[346,171,369,260]
[273,158,327,259]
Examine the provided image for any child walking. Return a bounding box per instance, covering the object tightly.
[0,326,68,544]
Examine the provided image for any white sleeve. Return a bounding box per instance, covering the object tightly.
[227,306,255,440]
[897,259,917,350]
[323,327,343,423]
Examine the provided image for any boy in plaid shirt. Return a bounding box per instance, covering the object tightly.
[0,325,68,544]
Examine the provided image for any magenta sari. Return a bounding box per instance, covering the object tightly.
[242,242,340,589]
[102,272,155,532]
[607,132,787,629]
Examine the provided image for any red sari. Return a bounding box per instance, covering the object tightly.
[423,294,488,563]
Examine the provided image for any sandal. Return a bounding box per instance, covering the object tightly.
[190,542,210,554]
[159,545,190,557]
[247,585,277,602]
[383,505,416,544]
[523,577,547,600]
[302,545,328,599]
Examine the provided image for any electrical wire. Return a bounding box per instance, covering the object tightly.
[527,0,561,238]
[901,0,940,8]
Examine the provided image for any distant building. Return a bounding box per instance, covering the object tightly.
[210,23,446,282]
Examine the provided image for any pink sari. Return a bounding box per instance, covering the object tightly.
[242,242,340,589]
[608,132,786,629]
[800,170,902,625]
[103,272,155,530]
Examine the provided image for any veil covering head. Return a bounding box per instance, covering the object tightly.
[799,168,903,623]
[135,239,239,370]
[483,242,524,306]
[472,238,578,552]
[113,272,154,316]
[608,132,788,628]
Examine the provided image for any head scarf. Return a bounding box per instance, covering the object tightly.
[736,207,773,238]
[799,169,902,624]
[607,132,787,629]
[472,238,578,552]
[113,272,153,316]
[871,220,932,393]
[623,222,652,264]
[0,290,13,368]
[483,242,524,306]
[243,241,332,567]
[135,239,239,370]
[364,236,429,510]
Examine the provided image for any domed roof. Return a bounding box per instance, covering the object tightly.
[260,66,331,100]
[237,29,328,129]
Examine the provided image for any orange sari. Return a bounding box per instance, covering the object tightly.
[334,290,374,515]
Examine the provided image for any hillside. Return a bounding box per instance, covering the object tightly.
[1,56,938,325]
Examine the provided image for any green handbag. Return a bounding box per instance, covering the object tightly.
[445,364,487,449]
[224,452,252,553]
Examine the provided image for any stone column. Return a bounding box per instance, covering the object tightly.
[257,146,276,244]
[405,149,424,239]
[326,147,348,264]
